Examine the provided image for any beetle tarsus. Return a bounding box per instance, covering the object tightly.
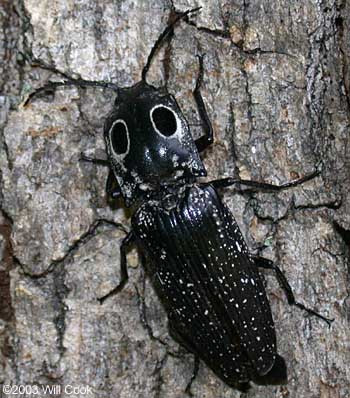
[98,232,134,304]
[254,256,334,327]
[185,356,200,397]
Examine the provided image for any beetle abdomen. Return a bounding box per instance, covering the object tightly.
[133,184,286,387]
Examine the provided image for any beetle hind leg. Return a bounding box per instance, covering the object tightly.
[168,323,202,395]
[184,356,200,397]
[254,256,334,327]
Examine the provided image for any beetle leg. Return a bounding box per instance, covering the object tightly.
[135,281,157,341]
[184,355,200,397]
[168,323,200,395]
[211,169,320,191]
[135,262,163,343]
[80,152,110,166]
[193,54,214,153]
[106,170,122,200]
[135,269,195,356]
[253,256,334,327]
[80,155,122,200]
[98,231,135,304]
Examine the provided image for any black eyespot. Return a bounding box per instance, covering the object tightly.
[109,120,129,155]
[151,106,177,137]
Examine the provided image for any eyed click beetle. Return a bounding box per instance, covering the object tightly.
[25,7,333,393]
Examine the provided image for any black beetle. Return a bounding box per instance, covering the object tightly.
[26,7,332,392]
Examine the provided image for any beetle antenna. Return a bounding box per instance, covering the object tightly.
[24,61,119,107]
[141,7,201,82]
[24,79,119,107]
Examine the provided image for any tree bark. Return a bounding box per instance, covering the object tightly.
[0,1,349,397]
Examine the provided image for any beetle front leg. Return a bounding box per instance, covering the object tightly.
[193,55,214,153]
[253,256,334,327]
[98,231,135,304]
[105,170,122,200]
[80,153,110,167]
[80,155,122,200]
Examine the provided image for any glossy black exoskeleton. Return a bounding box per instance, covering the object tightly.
[26,7,333,392]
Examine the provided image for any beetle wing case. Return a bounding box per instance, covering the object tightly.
[132,183,287,388]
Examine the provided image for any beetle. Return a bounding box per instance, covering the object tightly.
[26,7,333,392]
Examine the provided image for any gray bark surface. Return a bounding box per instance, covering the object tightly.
[0,1,349,398]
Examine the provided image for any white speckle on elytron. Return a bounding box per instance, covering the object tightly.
[236,242,242,252]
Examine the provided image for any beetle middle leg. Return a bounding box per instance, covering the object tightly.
[98,231,135,304]
[193,54,214,153]
[211,169,320,192]
[253,256,334,326]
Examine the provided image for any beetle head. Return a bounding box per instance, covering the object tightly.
[104,81,206,205]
